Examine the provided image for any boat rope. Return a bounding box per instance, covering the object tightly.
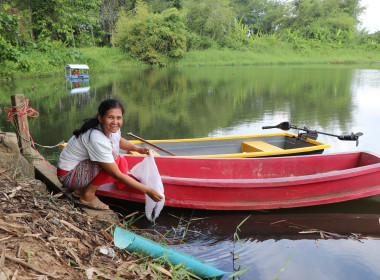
[34,141,66,149]
[3,99,57,174]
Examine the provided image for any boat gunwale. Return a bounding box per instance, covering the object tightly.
[129,132,326,145]
[159,163,380,187]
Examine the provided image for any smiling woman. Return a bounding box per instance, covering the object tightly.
[56,99,163,210]
[99,107,124,137]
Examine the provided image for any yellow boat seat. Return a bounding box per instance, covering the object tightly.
[242,141,283,153]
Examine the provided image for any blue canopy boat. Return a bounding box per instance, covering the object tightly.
[65,64,90,79]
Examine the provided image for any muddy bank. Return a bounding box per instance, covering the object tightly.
[0,132,172,279]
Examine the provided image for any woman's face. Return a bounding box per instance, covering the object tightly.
[98,107,123,137]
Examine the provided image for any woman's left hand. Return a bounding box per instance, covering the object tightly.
[146,188,163,202]
[137,147,150,155]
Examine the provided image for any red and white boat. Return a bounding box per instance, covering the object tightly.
[97,151,380,210]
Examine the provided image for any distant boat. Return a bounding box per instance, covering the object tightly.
[97,151,380,210]
[65,64,90,79]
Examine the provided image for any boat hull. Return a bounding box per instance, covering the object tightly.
[96,152,380,210]
[65,74,90,79]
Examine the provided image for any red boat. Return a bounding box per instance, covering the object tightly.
[96,151,380,210]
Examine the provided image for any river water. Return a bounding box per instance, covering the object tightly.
[1,64,380,279]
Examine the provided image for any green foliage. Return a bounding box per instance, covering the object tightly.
[233,0,289,34]
[184,0,236,41]
[0,4,30,77]
[185,32,217,50]
[229,215,252,279]
[371,31,380,44]
[280,0,360,42]
[22,38,78,70]
[0,0,379,77]
[33,37,66,53]
[223,17,252,50]
[27,0,101,47]
[114,1,187,66]
[0,5,22,46]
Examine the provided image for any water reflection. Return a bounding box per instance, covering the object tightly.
[1,65,373,163]
[116,196,380,280]
[65,78,90,95]
[2,65,380,279]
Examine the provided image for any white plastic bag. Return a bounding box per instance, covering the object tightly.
[130,150,165,221]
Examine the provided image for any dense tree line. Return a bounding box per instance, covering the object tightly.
[0,0,379,72]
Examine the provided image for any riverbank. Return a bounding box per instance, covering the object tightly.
[0,132,174,279]
[10,46,380,79]
[177,45,380,67]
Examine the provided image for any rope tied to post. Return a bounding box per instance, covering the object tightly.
[4,98,40,150]
[3,98,56,174]
[4,98,40,122]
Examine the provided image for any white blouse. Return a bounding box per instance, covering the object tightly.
[58,127,121,171]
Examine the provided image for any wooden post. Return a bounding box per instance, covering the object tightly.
[11,94,32,154]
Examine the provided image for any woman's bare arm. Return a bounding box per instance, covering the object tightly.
[120,138,150,154]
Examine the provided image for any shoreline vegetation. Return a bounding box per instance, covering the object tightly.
[9,46,380,80]
[2,0,380,79]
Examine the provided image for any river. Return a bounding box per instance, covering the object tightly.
[1,64,380,279]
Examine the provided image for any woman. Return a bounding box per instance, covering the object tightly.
[57,99,163,210]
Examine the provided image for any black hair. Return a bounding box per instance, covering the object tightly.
[73,99,125,137]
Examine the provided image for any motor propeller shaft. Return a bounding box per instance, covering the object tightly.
[262,121,363,146]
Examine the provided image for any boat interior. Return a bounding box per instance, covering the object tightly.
[130,134,322,157]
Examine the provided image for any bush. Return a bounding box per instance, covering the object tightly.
[185,32,217,50]
[0,6,31,77]
[113,1,187,66]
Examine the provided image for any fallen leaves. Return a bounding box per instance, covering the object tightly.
[0,175,174,279]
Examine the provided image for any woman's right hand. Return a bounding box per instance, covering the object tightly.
[146,188,163,202]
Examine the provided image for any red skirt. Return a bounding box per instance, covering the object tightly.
[91,156,128,189]
[57,156,129,190]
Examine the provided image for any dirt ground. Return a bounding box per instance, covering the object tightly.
[0,132,172,280]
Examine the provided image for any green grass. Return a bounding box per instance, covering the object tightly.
[174,47,380,67]
[9,44,380,79]
[11,47,142,79]
[78,47,142,71]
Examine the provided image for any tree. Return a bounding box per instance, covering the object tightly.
[184,0,236,40]
[0,3,30,76]
[113,0,187,65]
[280,0,362,41]
[22,0,102,47]
[100,0,120,46]
[232,0,289,34]
[373,31,380,44]
[144,0,183,12]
